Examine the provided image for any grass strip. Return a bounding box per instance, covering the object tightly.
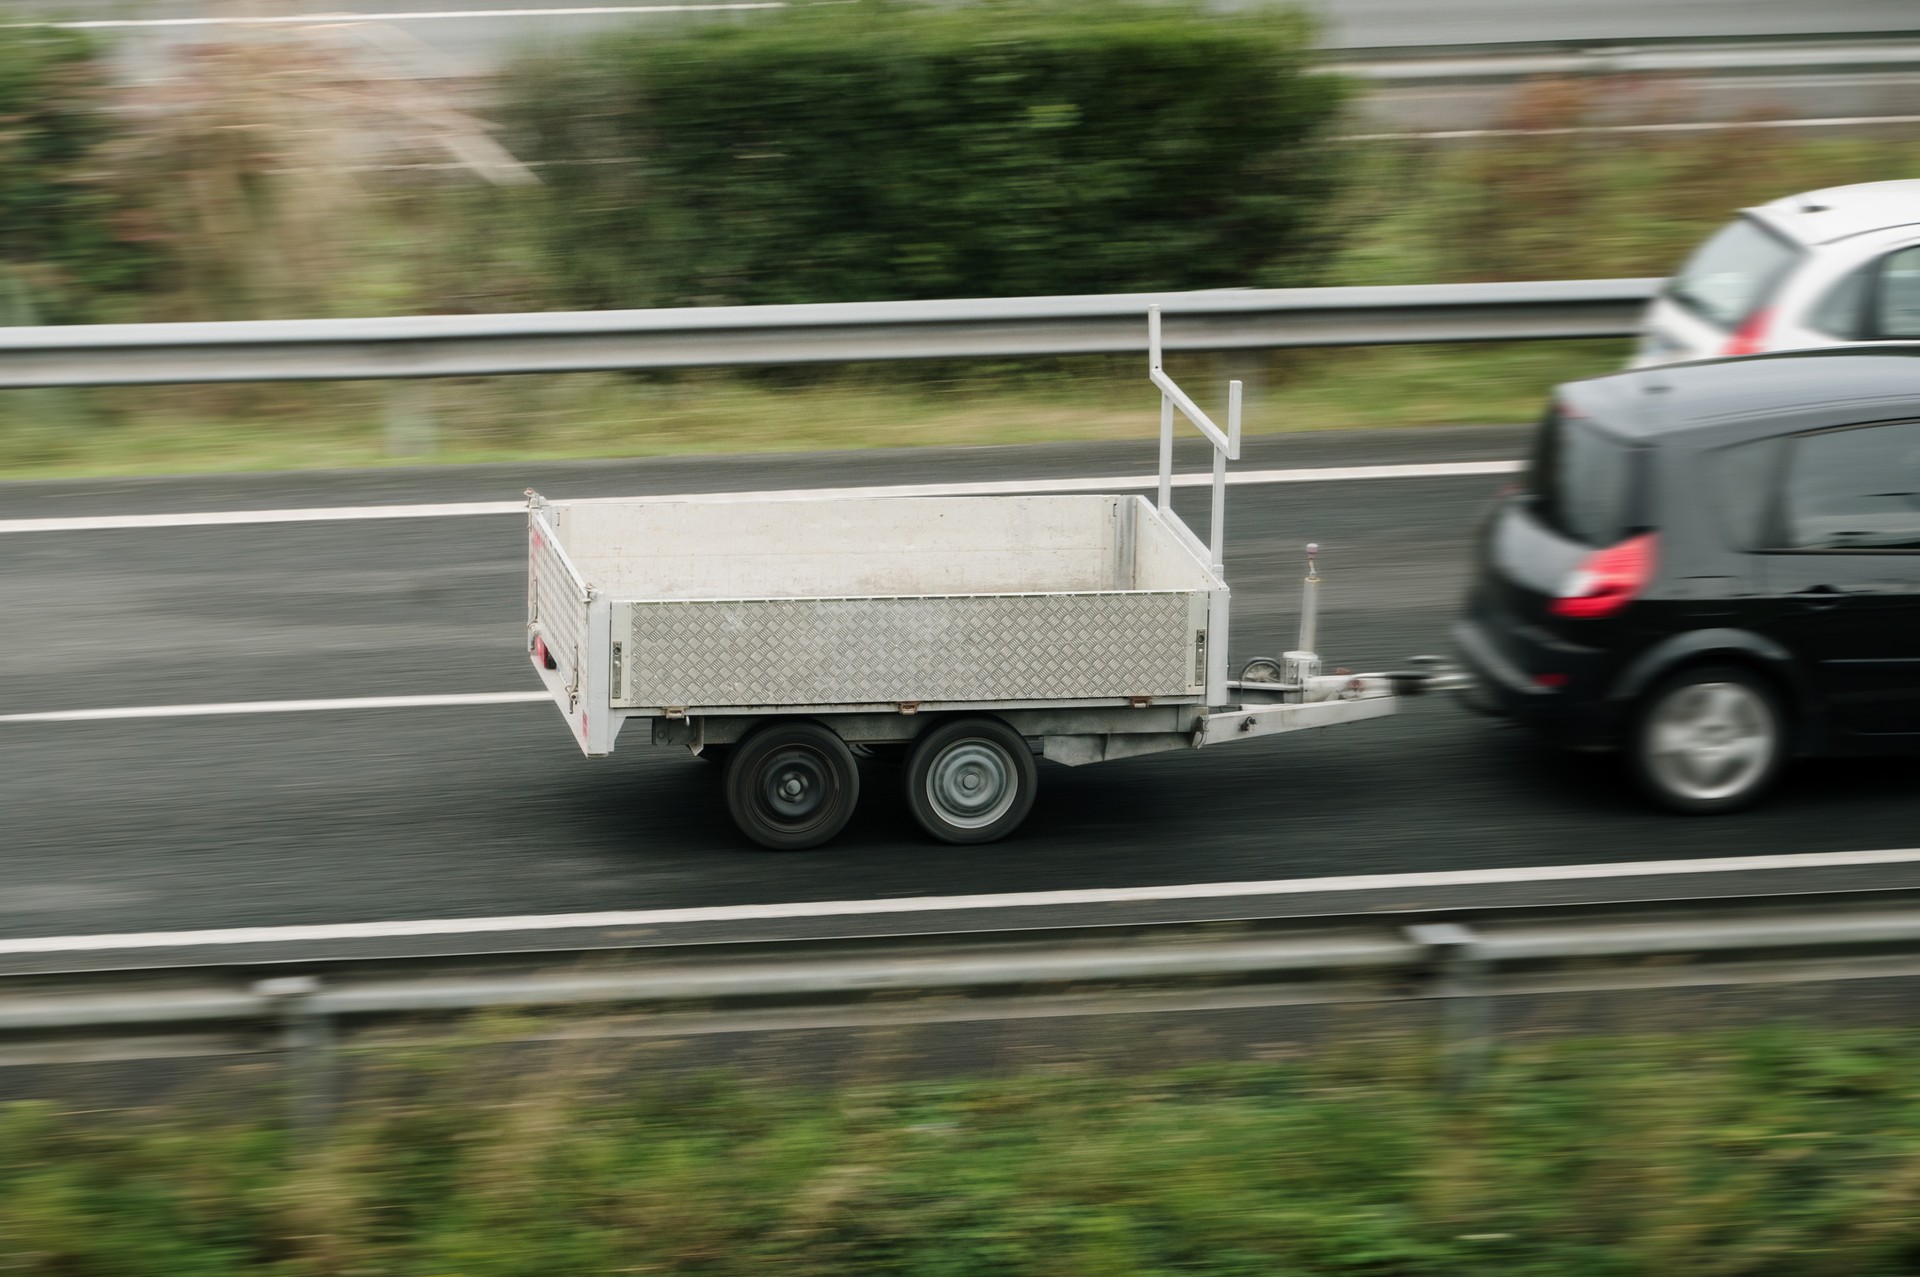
[8,1023,1920,1273]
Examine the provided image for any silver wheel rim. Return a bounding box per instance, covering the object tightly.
[1645,681,1775,802]
[925,739,1017,830]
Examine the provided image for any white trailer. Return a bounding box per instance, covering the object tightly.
[526,308,1460,848]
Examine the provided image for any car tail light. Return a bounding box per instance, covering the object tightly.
[1722,308,1773,357]
[1550,533,1658,619]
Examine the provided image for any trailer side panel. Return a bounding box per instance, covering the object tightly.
[613,590,1206,709]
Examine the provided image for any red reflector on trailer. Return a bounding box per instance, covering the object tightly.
[534,636,554,669]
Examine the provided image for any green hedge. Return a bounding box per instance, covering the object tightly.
[508,1,1351,309]
[0,29,152,320]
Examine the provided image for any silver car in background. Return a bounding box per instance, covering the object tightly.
[1634,179,1920,367]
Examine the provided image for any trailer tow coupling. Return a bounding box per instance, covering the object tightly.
[1193,546,1475,747]
[1387,655,1476,696]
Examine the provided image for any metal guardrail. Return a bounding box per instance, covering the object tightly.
[10,891,1920,1120]
[0,279,1658,390]
[9,897,1920,1037]
[1337,31,1920,60]
[1334,34,1920,83]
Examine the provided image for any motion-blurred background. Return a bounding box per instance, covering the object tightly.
[5,0,1916,473]
[11,8,1920,1274]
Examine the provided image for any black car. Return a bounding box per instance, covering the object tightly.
[1456,346,1920,813]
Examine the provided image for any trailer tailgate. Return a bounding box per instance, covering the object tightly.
[528,501,595,745]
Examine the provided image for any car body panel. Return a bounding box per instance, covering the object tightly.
[1636,182,1920,367]
[1456,347,1920,763]
[1755,181,1920,247]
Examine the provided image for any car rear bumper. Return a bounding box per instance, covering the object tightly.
[1451,617,1623,748]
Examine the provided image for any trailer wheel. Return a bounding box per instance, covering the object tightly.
[904,718,1037,845]
[724,722,860,850]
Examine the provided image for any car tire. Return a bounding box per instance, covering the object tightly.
[903,717,1037,845]
[1628,664,1786,814]
[724,722,860,850]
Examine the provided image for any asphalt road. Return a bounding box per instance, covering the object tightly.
[39,1,1920,137]
[35,0,1916,52]
[3,424,1918,944]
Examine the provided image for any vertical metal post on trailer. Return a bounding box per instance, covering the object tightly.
[582,592,617,755]
[1148,306,1241,704]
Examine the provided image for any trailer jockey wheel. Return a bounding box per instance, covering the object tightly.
[1240,657,1285,685]
[904,717,1038,845]
[725,722,860,850]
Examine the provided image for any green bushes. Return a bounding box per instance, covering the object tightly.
[508,1,1352,309]
[0,29,155,321]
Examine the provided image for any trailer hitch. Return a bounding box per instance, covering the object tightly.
[1386,655,1475,696]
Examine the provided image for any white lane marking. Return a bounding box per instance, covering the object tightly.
[5,847,1919,956]
[18,5,786,29]
[0,500,527,535]
[0,460,1520,535]
[0,692,550,724]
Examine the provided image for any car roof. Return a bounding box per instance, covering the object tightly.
[1562,345,1920,442]
[1749,180,1920,246]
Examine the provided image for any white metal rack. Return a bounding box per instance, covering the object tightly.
[1148,304,1239,703]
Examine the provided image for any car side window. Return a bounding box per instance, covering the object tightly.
[1779,421,1920,551]
[1875,246,1920,339]
[1808,263,1871,339]
[1706,435,1786,549]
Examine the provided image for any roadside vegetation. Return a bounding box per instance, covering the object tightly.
[12,1024,1920,1273]
[0,29,159,326]
[0,4,1916,477]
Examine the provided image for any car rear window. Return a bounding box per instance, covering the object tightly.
[1528,409,1643,547]
[1665,216,1802,332]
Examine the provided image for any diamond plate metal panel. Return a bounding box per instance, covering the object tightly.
[617,591,1202,707]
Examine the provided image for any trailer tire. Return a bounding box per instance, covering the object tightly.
[904,717,1037,845]
[724,722,860,850]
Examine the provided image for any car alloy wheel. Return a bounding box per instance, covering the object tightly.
[1631,665,1784,813]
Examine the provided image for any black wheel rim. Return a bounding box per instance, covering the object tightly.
[755,745,838,830]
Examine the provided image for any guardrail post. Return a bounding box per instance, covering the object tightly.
[383,380,437,457]
[1406,923,1490,1093]
[254,976,334,1143]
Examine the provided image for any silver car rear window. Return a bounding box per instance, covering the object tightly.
[1665,216,1803,332]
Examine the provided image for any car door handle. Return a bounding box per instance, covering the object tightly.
[1792,585,1846,611]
